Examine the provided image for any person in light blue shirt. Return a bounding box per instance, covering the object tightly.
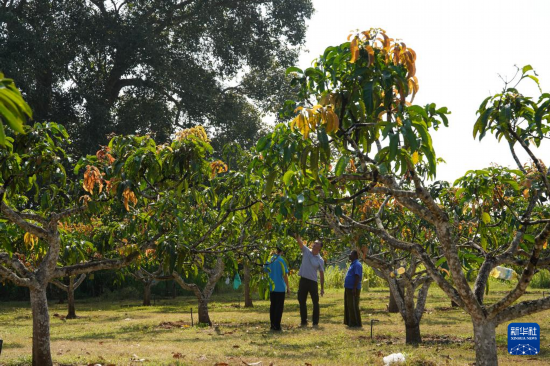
[264,248,290,331]
[344,250,362,327]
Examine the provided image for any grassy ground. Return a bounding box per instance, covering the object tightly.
[0,281,549,365]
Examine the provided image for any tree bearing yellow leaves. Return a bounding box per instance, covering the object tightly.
[122,187,137,211]
[175,125,209,142]
[83,165,103,193]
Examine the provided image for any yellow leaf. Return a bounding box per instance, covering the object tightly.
[122,188,137,211]
[543,241,548,250]
[24,232,38,250]
[411,151,419,165]
[350,37,359,63]
[364,45,375,67]
[325,108,340,134]
[523,188,529,199]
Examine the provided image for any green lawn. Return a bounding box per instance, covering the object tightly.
[1,282,549,365]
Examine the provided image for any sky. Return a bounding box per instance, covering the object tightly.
[296,0,550,182]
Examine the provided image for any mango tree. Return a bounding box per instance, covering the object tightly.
[86,128,265,325]
[320,193,435,344]
[0,122,145,366]
[257,28,550,365]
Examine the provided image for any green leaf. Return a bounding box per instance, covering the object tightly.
[310,147,319,180]
[389,133,399,161]
[264,171,277,196]
[474,107,494,140]
[481,212,491,224]
[522,65,533,74]
[283,170,295,186]
[300,145,312,176]
[523,234,535,243]
[285,66,303,75]
[363,81,374,115]
[335,156,350,176]
[435,257,447,267]
[256,136,270,152]
[0,120,5,146]
[480,236,488,249]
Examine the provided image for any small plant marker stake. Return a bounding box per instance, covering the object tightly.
[370,319,379,341]
[191,308,194,326]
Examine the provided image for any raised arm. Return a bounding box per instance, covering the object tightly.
[294,234,305,250]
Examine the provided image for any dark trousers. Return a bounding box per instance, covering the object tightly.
[269,291,286,330]
[298,277,319,325]
[344,288,362,327]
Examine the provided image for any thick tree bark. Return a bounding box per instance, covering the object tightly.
[30,288,52,366]
[243,263,253,308]
[66,276,76,319]
[388,290,399,313]
[143,281,152,306]
[198,296,211,325]
[473,321,498,366]
[405,322,422,344]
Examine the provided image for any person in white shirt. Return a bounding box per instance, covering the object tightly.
[294,234,325,326]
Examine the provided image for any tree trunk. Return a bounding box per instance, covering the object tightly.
[388,290,399,313]
[66,277,76,319]
[243,263,253,308]
[198,296,211,326]
[405,322,422,344]
[143,281,152,306]
[30,288,53,366]
[473,321,498,366]
[451,300,459,307]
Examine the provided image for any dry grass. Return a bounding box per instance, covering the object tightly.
[1,281,549,365]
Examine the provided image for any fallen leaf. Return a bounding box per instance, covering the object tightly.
[233,345,240,348]
[242,361,262,366]
[215,363,230,366]
[172,352,184,359]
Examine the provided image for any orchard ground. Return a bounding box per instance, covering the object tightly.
[1,280,549,366]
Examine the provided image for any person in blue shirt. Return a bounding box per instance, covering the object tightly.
[344,250,362,327]
[264,248,290,331]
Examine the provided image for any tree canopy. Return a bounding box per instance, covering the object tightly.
[0,0,313,154]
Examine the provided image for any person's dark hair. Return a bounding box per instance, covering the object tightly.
[276,247,284,254]
[350,249,358,258]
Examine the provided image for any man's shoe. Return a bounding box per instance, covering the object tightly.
[300,322,308,327]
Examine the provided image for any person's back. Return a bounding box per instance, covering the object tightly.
[266,255,288,292]
[264,249,290,331]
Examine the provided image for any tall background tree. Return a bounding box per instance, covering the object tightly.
[0,0,313,154]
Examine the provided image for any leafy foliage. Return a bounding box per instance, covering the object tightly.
[0,0,313,154]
